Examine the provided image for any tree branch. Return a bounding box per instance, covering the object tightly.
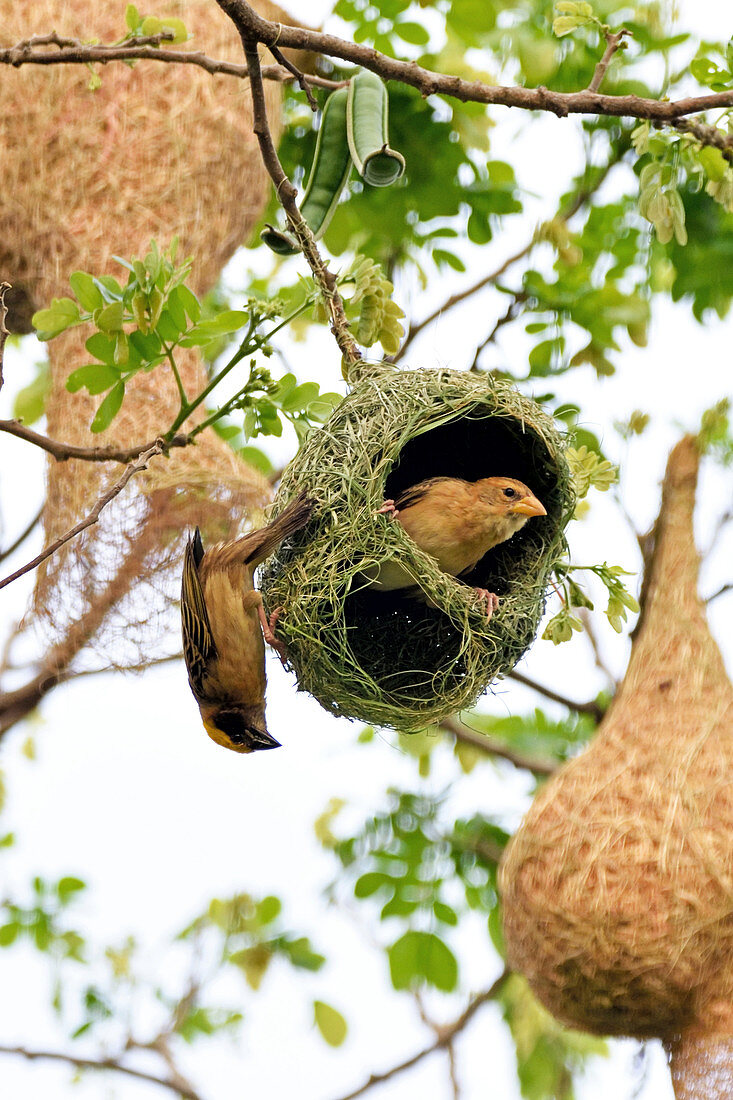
[665,117,733,162]
[587,28,631,94]
[211,2,733,121]
[0,441,163,591]
[396,137,629,362]
[229,22,361,373]
[0,282,10,393]
[0,1044,204,1100]
[507,668,605,721]
[0,31,338,87]
[468,291,528,372]
[0,506,43,564]
[395,244,533,363]
[332,970,510,1100]
[441,715,559,775]
[706,582,732,604]
[0,419,189,463]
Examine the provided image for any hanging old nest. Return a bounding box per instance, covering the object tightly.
[499,436,733,1096]
[0,0,298,675]
[261,365,574,732]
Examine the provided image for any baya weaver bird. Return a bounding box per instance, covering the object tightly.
[181,493,313,753]
[369,475,546,614]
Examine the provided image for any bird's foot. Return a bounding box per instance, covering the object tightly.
[473,588,500,619]
[376,499,399,519]
[258,605,289,665]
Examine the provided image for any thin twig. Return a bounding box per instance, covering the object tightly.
[0,1044,204,1100]
[236,29,361,372]
[7,15,733,129]
[0,419,189,463]
[665,117,733,163]
[0,32,339,88]
[214,2,733,121]
[588,28,631,94]
[0,506,43,564]
[267,42,318,110]
[450,831,505,866]
[447,1042,461,1100]
[0,441,163,591]
[332,970,510,1100]
[469,291,528,371]
[396,140,628,363]
[0,282,11,393]
[441,715,558,775]
[706,582,732,604]
[507,668,604,721]
[395,243,533,363]
[577,607,620,686]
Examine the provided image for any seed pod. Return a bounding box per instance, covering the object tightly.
[261,85,352,254]
[346,69,405,188]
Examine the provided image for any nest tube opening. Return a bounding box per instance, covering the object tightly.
[260,367,574,731]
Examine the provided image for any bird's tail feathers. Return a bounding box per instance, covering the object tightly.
[239,491,315,567]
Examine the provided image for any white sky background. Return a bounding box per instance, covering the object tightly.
[0,1,732,1098]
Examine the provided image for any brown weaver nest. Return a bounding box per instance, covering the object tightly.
[260,365,574,731]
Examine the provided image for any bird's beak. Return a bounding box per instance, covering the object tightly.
[510,494,547,518]
[250,729,281,751]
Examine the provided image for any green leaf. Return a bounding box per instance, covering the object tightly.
[66,363,120,395]
[237,445,274,476]
[125,5,140,31]
[96,300,125,332]
[0,923,19,946]
[313,1000,348,1047]
[171,284,201,323]
[156,308,184,343]
[488,905,506,956]
[388,930,458,992]
[354,872,391,898]
[13,361,51,425]
[70,271,104,312]
[86,332,117,364]
[255,895,281,926]
[57,876,86,902]
[281,936,326,971]
[91,381,125,433]
[180,310,249,345]
[698,146,728,183]
[32,298,80,339]
[279,382,320,413]
[394,21,430,45]
[433,900,459,926]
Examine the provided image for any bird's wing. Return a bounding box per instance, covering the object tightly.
[181,529,217,699]
[394,477,460,513]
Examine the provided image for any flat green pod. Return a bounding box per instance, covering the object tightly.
[261,86,352,254]
[347,70,405,187]
[260,366,574,732]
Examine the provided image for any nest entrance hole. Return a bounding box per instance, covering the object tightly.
[341,407,564,700]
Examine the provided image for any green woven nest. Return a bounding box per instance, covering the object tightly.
[260,365,574,732]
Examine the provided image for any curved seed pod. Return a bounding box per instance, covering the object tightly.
[261,85,352,255]
[346,69,405,188]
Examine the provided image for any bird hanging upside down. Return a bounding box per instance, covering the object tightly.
[368,476,546,615]
[181,493,314,754]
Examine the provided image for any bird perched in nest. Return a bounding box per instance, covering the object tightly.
[369,476,546,615]
[181,493,314,754]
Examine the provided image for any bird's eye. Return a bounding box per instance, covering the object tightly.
[503,487,517,498]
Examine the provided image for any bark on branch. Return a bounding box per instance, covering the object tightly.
[0,419,190,463]
[214,1,733,122]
